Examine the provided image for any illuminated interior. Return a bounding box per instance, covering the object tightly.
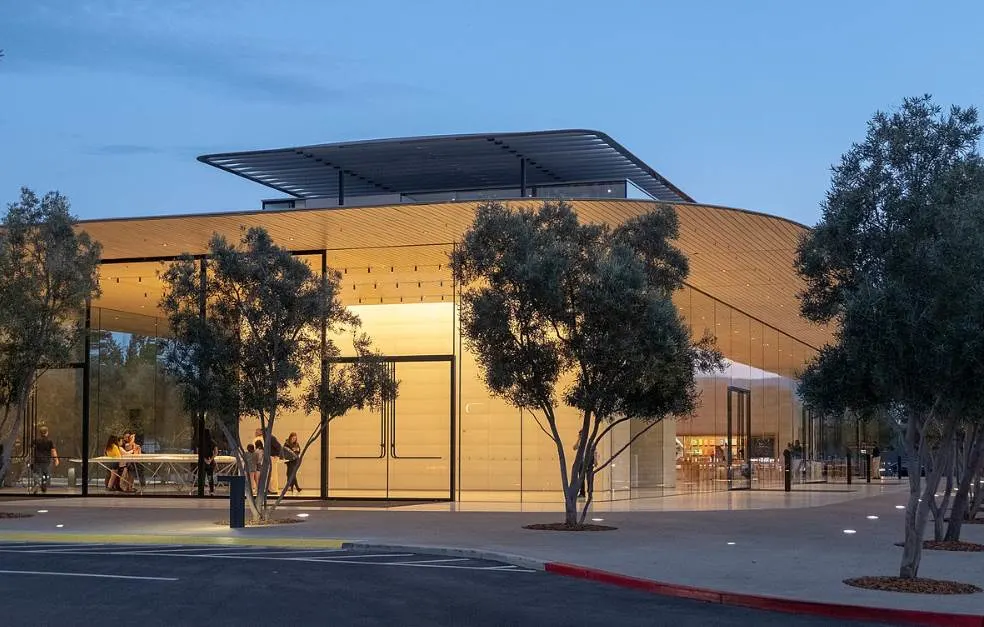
[3,199,847,500]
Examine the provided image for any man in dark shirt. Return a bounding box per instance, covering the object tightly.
[32,426,59,494]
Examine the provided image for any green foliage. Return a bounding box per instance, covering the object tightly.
[451,199,721,524]
[160,227,393,515]
[795,95,984,578]
[0,188,101,474]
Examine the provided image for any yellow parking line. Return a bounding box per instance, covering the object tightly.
[0,532,346,549]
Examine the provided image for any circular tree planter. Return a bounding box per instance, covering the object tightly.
[845,576,981,594]
[893,540,984,552]
[0,512,32,519]
[523,522,617,532]
[213,517,304,528]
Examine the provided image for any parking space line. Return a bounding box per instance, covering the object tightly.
[395,558,471,565]
[0,569,178,581]
[203,549,347,557]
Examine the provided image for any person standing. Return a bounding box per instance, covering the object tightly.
[283,432,301,494]
[31,426,59,494]
[200,428,218,496]
[254,429,282,495]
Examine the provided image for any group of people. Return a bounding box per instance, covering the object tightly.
[103,431,143,493]
[246,430,302,496]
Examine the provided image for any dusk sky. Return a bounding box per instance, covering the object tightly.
[1,1,983,224]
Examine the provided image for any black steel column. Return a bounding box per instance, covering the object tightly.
[80,299,92,496]
[519,158,527,197]
[197,258,207,497]
[338,170,345,206]
[320,251,328,500]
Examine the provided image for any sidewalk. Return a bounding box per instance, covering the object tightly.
[1,486,982,621]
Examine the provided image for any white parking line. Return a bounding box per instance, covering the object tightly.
[396,558,471,565]
[0,569,178,581]
[200,549,346,557]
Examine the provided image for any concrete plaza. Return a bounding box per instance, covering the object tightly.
[0,483,981,620]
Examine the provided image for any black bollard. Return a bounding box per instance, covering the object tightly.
[865,453,871,483]
[783,448,792,492]
[846,450,852,485]
[218,475,246,528]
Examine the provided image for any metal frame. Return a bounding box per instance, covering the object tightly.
[326,354,455,501]
[727,386,752,491]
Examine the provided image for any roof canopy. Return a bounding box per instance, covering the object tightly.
[197,130,693,203]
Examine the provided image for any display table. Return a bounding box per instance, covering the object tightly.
[70,454,238,493]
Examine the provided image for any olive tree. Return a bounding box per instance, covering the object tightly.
[0,188,100,482]
[451,200,721,527]
[796,96,984,579]
[161,228,393,520]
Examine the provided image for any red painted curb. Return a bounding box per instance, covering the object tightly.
[544,562,984,627]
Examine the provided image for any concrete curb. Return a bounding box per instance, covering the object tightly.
[545,562,984,627]
[340,542,546,570]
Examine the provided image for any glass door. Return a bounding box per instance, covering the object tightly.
[327,357,453,499]
[727,386,751,490]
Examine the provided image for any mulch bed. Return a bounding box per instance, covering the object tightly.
[844,576,981,594]
[213,518,304,528]
[0,512,32,519]
[893,540,984,552]
[523,522,617,532]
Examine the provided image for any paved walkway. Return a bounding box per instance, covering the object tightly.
[1,485,982,619]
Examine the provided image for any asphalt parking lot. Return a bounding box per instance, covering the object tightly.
[0,542,887,626]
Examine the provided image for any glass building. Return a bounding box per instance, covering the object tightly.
[2,130,840,501]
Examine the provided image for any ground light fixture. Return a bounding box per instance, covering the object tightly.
[866,515,879,520]
[56,524,64,528]
[726,542,736,545]
[296,513,310,518]
[843,529,857,534]
[37,510,47,514]
[895,505,905,510]
[591,518,604,522]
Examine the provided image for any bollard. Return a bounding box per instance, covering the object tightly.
[846,450,852,485]
[783,448,792,492]
[897,455,903,479]
[218,475,246,529]
[865,453,871,483]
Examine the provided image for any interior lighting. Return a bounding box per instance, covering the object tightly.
[843,529,856,534]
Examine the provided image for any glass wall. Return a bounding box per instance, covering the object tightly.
[87,306,197,494]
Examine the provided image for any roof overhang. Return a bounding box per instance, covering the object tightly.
[197,130,693,203]
[80,199,830,350]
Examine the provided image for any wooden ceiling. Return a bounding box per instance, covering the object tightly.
[81,200,832,349]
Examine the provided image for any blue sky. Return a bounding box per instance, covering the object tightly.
[1,0,982,225]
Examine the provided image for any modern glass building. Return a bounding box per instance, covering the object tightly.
[3,130,849,501]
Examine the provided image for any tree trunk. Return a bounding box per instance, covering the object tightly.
[216,419,262,522]
[899,416,953,579]
[970,469,984,520]
[946,427,984,541]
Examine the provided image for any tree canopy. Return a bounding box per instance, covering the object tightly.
[451,199,721,526]
[796,95,984,579]
[161,227,393,518]
[0,188,101,478]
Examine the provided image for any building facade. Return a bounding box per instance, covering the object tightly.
[3,131,841,501]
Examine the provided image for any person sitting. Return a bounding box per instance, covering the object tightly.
[105,436,125,492]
